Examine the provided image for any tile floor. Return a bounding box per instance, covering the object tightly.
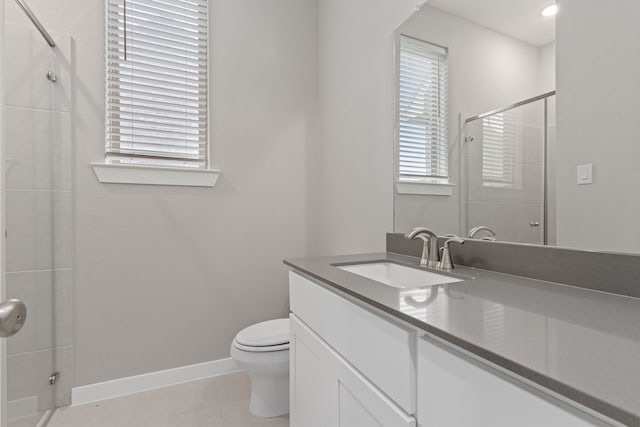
[47,372,289,427]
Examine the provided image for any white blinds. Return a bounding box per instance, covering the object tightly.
[482,110,521,187]
[105,0,208,168]
[398,36,449,182]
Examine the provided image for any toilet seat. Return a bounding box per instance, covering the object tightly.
[233,341,289,352]
[233,318,289,353]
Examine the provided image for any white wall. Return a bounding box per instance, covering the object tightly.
[316,0,424,255]
[539,42,556,93]
[393,6,542,235]
[555,0,640,252]
[6,0,318,386]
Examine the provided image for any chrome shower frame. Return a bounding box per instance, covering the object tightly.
[13,0,56,47]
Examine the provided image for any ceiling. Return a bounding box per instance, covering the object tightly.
[427,0,556,46]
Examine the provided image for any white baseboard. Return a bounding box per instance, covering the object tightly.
[71,358,240,406]
[36,409,55,427]
[7,396,39,421]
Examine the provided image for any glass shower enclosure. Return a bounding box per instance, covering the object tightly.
[462,92,556,245]
[1,1,73,426]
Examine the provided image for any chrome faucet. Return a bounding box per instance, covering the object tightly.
[437,237,465,271]
[467,225,497,240]
[404,227,439,268]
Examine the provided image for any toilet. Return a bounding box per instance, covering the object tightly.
[230,318,290,417]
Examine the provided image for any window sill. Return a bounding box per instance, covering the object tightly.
[91,163,221,187]
[395,181,455,196]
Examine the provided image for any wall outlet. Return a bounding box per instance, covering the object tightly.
[577,164,593,185]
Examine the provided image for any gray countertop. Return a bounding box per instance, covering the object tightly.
[284,252,640,427]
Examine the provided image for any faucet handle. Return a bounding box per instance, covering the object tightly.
[405,227,436,239]
[444,237,465,247]
[438,238,465,271]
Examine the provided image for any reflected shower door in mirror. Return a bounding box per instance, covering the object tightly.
[463,94,556,245]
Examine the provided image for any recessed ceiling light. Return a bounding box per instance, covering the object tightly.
[541,4,558,17]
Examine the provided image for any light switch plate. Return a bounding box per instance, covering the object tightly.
[577,164,593,185]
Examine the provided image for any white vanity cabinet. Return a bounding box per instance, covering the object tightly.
[289,272,417,414]
[417,337,608,427]
[289,271,613,427]
[290,315,416,427]
[289,315,331,427]
[289,271,416,427]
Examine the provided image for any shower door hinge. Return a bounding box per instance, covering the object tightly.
[49,372,60,385]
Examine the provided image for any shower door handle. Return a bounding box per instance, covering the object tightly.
[0,299,27,337]
[529,221,540,227]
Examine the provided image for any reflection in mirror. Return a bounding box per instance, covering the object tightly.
[394,0,640,254]
[463,92,556,245]
[394,1,558,246]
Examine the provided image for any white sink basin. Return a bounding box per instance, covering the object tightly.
[337,262,463,289]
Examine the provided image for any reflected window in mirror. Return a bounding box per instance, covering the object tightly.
[481,110,522,189]
[397,36,449,184]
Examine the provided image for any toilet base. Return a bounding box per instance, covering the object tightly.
[230,344,290,418]
[248,373,289,417]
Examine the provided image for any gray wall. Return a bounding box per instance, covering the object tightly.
[393,6,543,236]
[7,0,318,387]
[556,0,640,253]
[317,0,423,255]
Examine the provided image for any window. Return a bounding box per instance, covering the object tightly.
[397,35,449,184]
[481,110,522,188]
[105,0,209,169]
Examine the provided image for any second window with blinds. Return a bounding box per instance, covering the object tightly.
[481,110,522,189]
[97,0,219,186]
[397,35,451,195]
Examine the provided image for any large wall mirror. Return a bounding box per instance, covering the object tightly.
[393,0,640,255]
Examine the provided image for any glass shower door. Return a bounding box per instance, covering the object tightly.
[2,2,73,425]
[463,96,553,244]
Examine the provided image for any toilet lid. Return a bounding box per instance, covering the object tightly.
[235,318,289,348]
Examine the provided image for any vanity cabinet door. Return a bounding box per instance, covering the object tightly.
[290,314,331,427]
[417,337,609,427]
[290,313,416,427]
[290,271,417,414]
[328,349,416,427]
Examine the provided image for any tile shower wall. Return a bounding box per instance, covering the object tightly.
[546,97,557,246]
[4,14,73,425]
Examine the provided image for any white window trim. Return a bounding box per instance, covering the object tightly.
[91,163,220,187]
[96,0,220,187]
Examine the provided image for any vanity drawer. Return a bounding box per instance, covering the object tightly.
[289,271,416,414]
